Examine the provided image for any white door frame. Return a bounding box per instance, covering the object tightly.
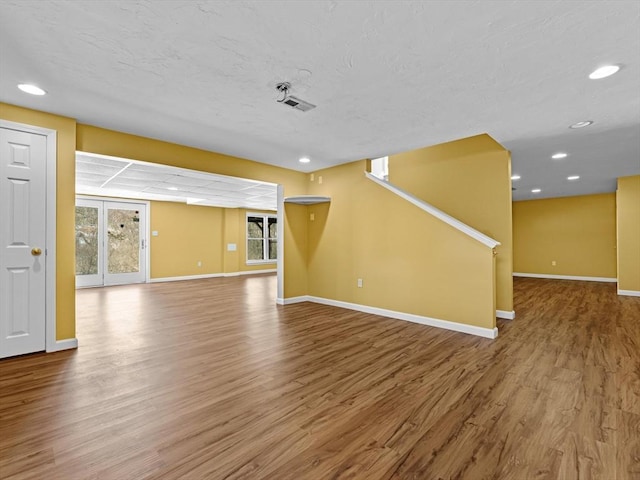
[0,120,58,353]
[76,195,150,284]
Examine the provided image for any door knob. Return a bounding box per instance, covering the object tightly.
[31,247,42,256]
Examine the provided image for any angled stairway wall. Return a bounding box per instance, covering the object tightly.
[294,160,499,338]
[388,134,514,316]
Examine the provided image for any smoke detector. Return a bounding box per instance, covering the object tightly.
[276,82,316,112]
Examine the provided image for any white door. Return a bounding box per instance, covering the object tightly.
[75,199,146,287]
[0,127,47,358]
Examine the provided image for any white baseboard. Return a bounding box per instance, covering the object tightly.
[496,310,516,320]
[150,269,276,283]
[618,289,640,297]
[277,295,497,339]
[47,338,78,353]
[276,296,310,305]
[513,272,617,283]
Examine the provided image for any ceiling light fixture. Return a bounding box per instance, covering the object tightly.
[589,65,620,80]
[17,83,46,95]
[551,152,568,159]
[167,187,179,191]
[569,121,593,129]
[567,175,580,181]
[511,175,521,180]
[531,188,541,193]
[299,157,311,164]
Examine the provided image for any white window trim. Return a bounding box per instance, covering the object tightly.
[246,212,277,265]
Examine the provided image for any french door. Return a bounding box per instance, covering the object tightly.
[76,199,147,287]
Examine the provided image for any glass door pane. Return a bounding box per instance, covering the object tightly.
[76,206,99,275]
[104,202,146,286]
[75,199,103,288]
[107,208,140,274]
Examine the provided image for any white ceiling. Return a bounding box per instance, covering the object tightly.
[1,1,639,201]
[76,152,277,210]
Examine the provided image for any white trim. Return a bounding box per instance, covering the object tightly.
[618,290,640,297]
[48,338,78,352]
[148,269,276,283]
[1,120,59,354]
[513,272,617,283]
[276,295,310,305]
[276,185,284,302]
[226,269,276,277]
[365,171,500,249]
[496,310,515,320]
[277,295,498,339]
[283,195,331,205]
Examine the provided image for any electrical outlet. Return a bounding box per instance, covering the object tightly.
[310,213,315,221]
[357,278,363,288]
[197,261,202,267]
[318,175,323,184]
[551,260,556,266]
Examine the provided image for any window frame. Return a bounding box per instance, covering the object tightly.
[246,212,277,264]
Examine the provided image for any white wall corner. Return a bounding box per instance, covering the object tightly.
[47,338,78,353]
[496,310,515,320]
[618,289,640,297]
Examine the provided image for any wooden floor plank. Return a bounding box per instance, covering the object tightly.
[0,275,638,479]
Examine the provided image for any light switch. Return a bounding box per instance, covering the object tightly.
[310,173,314,181]
[318,176,323,184]
[227,243,237,251]
[310,213,315,221]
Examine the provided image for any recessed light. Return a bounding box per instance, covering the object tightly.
[17,84,46,95]
[569,121,593,129]
[167,187,179,191]
[299,157,311,164]
[531,188,541,193]
[511,175,521,180]
[551,152,568,159]
[589,65,620,80]
[567,175,580,181]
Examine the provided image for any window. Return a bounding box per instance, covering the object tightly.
[247,214,277,263]
[371,156,389,180]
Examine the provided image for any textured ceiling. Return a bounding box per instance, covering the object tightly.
[76,153,277,210]
[1,0,639,201]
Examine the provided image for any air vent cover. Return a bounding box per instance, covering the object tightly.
[282,95,316,112]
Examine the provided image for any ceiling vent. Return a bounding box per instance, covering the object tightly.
[276,82,316,112]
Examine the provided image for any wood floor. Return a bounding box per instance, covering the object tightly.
[1,275,639,479]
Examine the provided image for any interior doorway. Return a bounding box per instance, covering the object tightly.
[75,198,148,287]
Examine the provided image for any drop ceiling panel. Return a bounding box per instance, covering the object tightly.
[75,152,277,210]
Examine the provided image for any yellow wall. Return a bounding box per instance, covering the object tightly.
[149,202,276,278]
[305,160,496,329]
[283,203,309,298]
[617,176,640,292]
[388,134,513,313]
[0,103,76,340]
[150,201,224,278]
[513,193,617,278]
